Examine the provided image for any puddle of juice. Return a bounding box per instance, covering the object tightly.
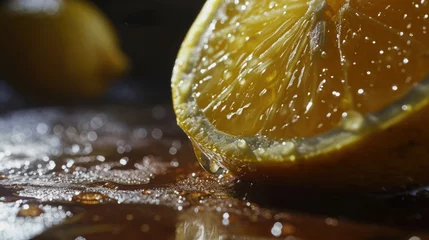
[0,105,427,239]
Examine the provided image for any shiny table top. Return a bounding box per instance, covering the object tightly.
[0,105,427,240]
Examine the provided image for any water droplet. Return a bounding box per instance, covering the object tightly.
[87,131,98,141]
[191,140,227,175]
[325,217,339,226]
[222,218,230,225]
[271,222,283,237]
[117,146,125,154]
[141,224,150,232]
[90,114,107,129]
[341,111,364,132]
[133,128,148,139]
[236,139,248,150]
[17,204,43,217]
[72,192,114,204]
[119,157,128,165]
[152,128,163,140]
[409,236,421,240]
[402,105,412,111]
[36,123,48,134]
[53,124,64,135]
[170,160,179,167]
[169,147,178,155]
[71,144,80,154]
[101,182,118,189]
[172,140,182,149]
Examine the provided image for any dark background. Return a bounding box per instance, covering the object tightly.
[0,0,206,111]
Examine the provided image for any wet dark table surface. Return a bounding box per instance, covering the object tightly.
[0,105,428,240]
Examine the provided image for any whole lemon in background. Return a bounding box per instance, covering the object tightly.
[172,0,429,192]
[0,0,128,102]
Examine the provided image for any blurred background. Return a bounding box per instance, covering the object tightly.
[0,0,206,112]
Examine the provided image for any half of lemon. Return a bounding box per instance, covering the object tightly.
[172,0,429,191]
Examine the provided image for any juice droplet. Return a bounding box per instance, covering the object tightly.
[17,204,43,217]
[191,140,227,176]
[143,190,153,195]
[72,192,115,204]
[87,182,119,190]
[340,111,364,132]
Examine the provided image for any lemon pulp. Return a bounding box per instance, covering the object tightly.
[191,0,429,140]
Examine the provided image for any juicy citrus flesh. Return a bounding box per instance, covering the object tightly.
[191,0,429,140]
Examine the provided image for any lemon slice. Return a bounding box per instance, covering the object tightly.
[0,0,128,102]
[172,0,429,191]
